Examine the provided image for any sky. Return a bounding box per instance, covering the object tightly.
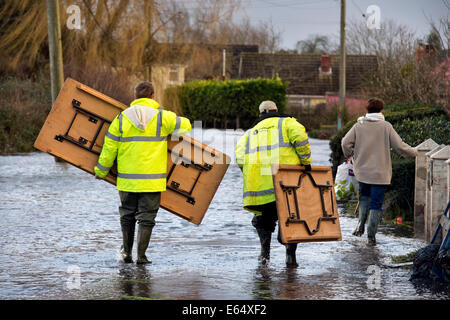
[241,0,449,50]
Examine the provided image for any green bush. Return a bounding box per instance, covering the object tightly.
[0,75,52,154]
[308,129,321,139]
[384,102,433,113]
[166,78,288,129]
[384,158,416,220]
[391,115,450,150]
[329,104,449,221]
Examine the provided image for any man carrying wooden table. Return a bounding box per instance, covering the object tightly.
[94,82,191,264]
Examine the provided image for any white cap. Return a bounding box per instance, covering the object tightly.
[259,100,278,113]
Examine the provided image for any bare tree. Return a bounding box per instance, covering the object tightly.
[214,17,282,53]
[0,0,285,96]
[0,0,49,73]
[423,1,449,58]
[346,18,448,108]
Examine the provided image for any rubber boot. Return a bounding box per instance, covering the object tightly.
[367,209,382,246]
[136,225,153,264]
[352,196,369,237]
[256,228,272,265]
[120,223,135,263]
[285,243,298,267]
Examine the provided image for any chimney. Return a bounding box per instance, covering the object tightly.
[320,52,332,74]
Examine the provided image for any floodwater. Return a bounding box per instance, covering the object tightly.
[0,128,447,300]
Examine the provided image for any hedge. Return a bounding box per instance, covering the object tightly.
[163,78,288,129]
[329,103,449,221]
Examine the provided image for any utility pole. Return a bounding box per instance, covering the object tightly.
[338,0,346,130]
[46,0,64,104]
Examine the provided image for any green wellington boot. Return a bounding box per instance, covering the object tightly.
[136,225,153,264]
[352,196,370,237]
[120,223,135,263]
[285,243,298,267]
[367,209,383,246]
[256,228,272,265]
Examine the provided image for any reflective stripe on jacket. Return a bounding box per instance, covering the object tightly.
[235,116,311,214]
[94,98,192,192]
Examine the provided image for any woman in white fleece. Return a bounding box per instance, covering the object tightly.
[341,98,417,245]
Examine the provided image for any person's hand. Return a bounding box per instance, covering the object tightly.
[94,174,102,180]
[303,164,311,172]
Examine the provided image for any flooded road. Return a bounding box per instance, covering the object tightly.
[0,129,447,300]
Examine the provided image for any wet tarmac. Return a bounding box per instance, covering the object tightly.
[0,129,447,300]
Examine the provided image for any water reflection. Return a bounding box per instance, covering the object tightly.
[252,265,275,300]
[251,263,342,300]
[0,134,447,300]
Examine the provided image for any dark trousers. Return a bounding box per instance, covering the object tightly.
[118,191,161,228]
[359,182,387,211]
[249,201,283,244]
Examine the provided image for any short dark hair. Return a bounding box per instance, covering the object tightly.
[135,82,154,99]
[366,98,384,113]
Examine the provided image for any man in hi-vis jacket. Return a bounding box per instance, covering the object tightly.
[235,101,312,267]
[94,82,191,264]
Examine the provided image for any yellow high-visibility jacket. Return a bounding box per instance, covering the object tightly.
[235,115,311,214]
[94,98,191,192]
